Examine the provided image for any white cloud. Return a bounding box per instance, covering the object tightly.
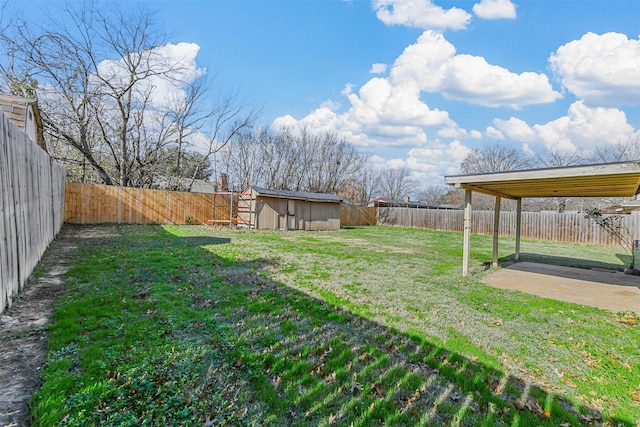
[370,63,388,74]
[485,126,505,139]
[373,0,471,31]
[491,101,640,155]
[270,29,561,161]
[369,154,387,165]
[272,114,299,130]
[549,32,640,106]
[96,42,203,108]
[522,143,535,157]
[406,140,472,182]
[391,31,561,108]
[341,83,355,96]
[440,54,561,108]
[320,99,341,111]
[387,158,406,168]
[469,130,482,139]
[472,0,516,20]
[491,117,537,142]
[389,30,456,92]
[269,27,574,184]
[534,101,637,154]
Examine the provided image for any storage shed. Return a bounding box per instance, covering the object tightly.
[238,186,342,230]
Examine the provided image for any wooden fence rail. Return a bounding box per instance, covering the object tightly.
[1,113,66,314]
[65,183,218,225]
[340,205,377,226]
[378,207,640,247]
[64,183,637,248]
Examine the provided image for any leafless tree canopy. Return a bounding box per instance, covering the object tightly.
[377,167,419,200]
[591,138,640,164]
[0,3,254,188]
[417,185,448,204]
[460,142,535,174]
[220,127,372,202]
[537,149,587,168]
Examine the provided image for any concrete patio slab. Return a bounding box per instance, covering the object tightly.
[481,262,640,314]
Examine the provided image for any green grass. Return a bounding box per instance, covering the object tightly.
[30,224,640,426]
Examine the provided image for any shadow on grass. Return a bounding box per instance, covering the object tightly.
[31,225,630,426]
[497,252,628,272]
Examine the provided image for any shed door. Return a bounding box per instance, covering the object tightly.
[287,200,296,230]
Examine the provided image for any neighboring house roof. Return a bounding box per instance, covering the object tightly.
[600,205,626,214]
[0,93,45,148]
[188,179,218,194]
[368,197,457,210]
[152,176,219,193]
[251,186,342,203]
[619,200,640,214]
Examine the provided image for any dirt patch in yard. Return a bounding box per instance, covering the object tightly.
[0,225,115,427]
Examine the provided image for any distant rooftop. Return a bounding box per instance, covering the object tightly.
[0,93,44,147]
[251,186,342,203]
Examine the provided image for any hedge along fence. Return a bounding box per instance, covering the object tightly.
[378,206,640,247]
[0,112,66,314]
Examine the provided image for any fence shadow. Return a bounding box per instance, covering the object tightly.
[513,252,628,272]
[35,224,632,426]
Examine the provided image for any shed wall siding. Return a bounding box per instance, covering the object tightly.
[254,197,285,230]
[252,193,340,230]
[307,201,340,230]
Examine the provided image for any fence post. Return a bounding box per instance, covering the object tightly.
[463,190,472,276]
[492,196,501,267]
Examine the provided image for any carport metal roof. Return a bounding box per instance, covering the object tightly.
[444,161,640,276]
[445,161,640,199]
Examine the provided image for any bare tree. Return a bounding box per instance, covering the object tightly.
[300,129,366,194]
[592,138,640,163]
[417,185,448,204]
[377,167,419,200]
[262,128,301,191]
[585,208,636,270]
[0,3,253,187]
[221,127,368,197]
[338,166,381,205]
[460,142,535,174]
[537,149,587,168]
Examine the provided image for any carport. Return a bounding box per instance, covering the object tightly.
[444,161,640,276]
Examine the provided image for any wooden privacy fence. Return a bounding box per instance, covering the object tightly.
[1,112,66,314]
[64,183,638,247]
[378,207,640,247]
[341,205,377,226]
[65,184,379,228]
[65,183,224,225]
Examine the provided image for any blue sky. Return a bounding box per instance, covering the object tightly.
[9,0,640,188]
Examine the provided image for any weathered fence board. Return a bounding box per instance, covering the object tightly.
[340,205,377,226]
[66,185,382,228]
[1,112,66,314]
[64,183,219,225]
[378,207,640,247]
[63,184,640,248]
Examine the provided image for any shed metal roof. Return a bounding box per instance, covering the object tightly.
[251,186,342,203]
[444,161,640,199]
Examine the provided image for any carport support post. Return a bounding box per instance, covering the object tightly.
[492,196,501,267]
[463,189,472,276]
[515,198,522,260]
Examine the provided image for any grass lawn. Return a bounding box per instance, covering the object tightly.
[31,225,640,426]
